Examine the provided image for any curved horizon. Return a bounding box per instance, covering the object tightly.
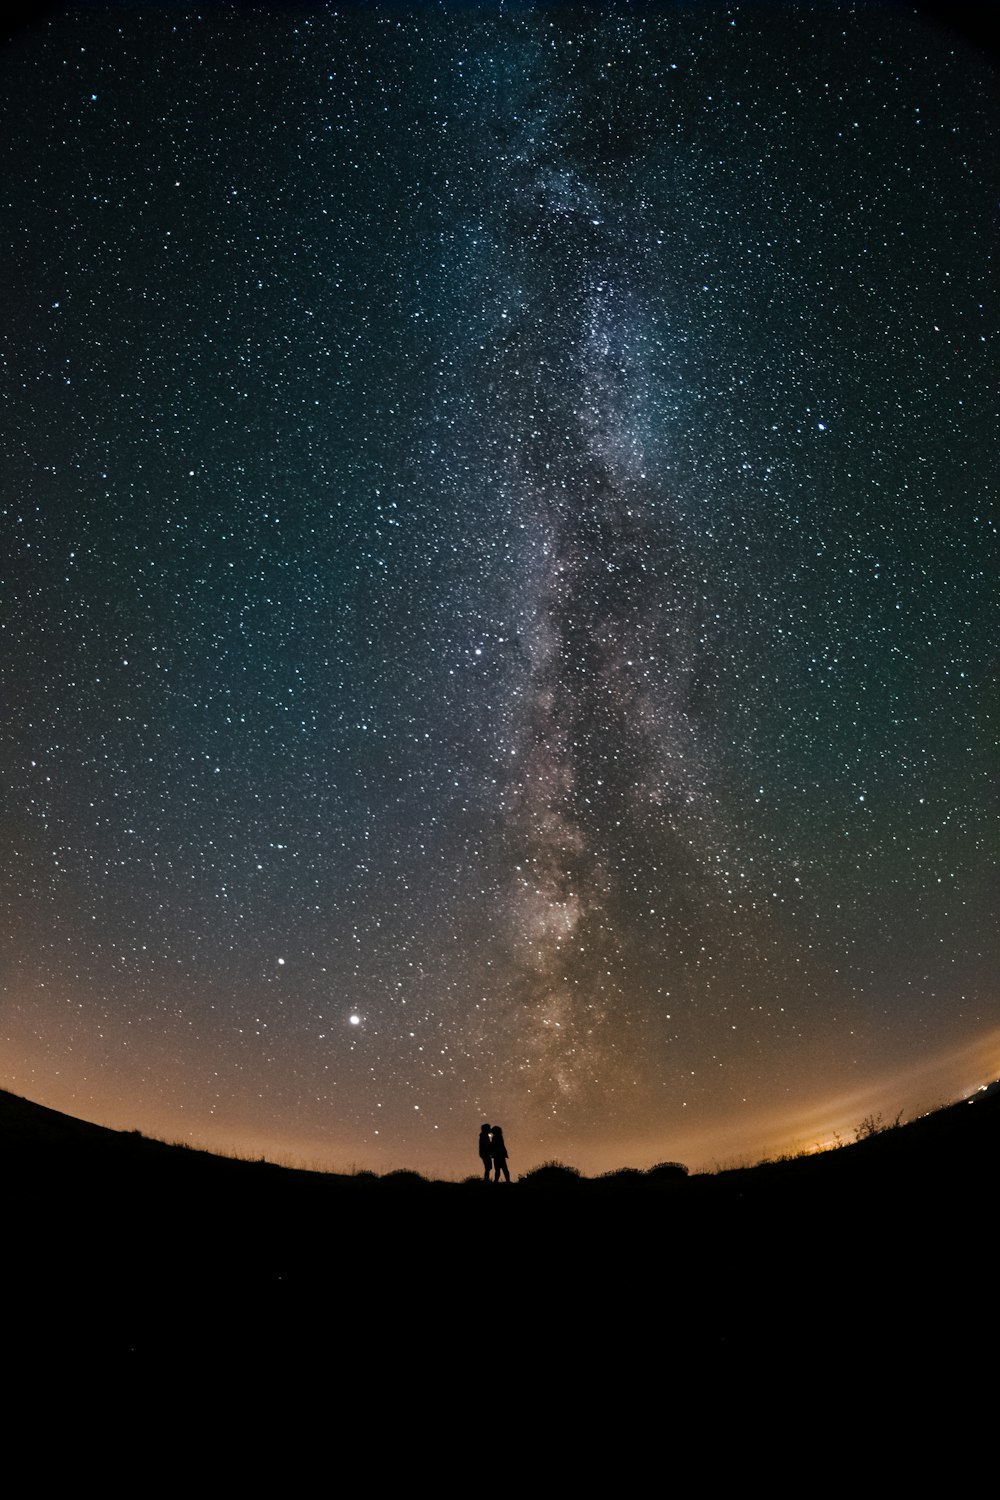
[2,4,995,1181]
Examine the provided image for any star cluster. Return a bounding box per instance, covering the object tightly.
[1,4,995,1174]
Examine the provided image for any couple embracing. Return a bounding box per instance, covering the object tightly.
[478,1123,510,1183]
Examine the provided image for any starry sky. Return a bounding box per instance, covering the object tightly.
[2,2,996,1177]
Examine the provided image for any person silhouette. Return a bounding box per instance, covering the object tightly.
[491,1124,510,1183]
[478,1122,493,1181]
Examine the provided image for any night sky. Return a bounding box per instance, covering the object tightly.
[2,2,996,1177]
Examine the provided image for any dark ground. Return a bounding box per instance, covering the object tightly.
[4,1084,996,1387]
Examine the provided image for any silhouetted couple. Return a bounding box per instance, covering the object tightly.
[478,1123,510,1183]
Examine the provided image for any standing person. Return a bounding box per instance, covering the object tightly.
[491,1124,510,1183]
[478,1123,493,1181]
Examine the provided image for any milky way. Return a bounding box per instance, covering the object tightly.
[2,4,996,1174]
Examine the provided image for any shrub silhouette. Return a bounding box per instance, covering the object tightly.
[598,1167,645,1185]
[380,1169,428,1186]
[518,1161,583,1187]
[854,1111,903,1142]
[645,1161,689,1182]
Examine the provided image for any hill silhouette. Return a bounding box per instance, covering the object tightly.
[5,1084,995,1374]
[5,1080,998,1196]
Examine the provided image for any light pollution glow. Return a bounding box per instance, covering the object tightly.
[1,5,995,1179]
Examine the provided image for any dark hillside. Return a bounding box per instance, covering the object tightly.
[5,1085,995,1373]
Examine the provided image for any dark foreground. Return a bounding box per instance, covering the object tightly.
[5,1085,996,1383]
